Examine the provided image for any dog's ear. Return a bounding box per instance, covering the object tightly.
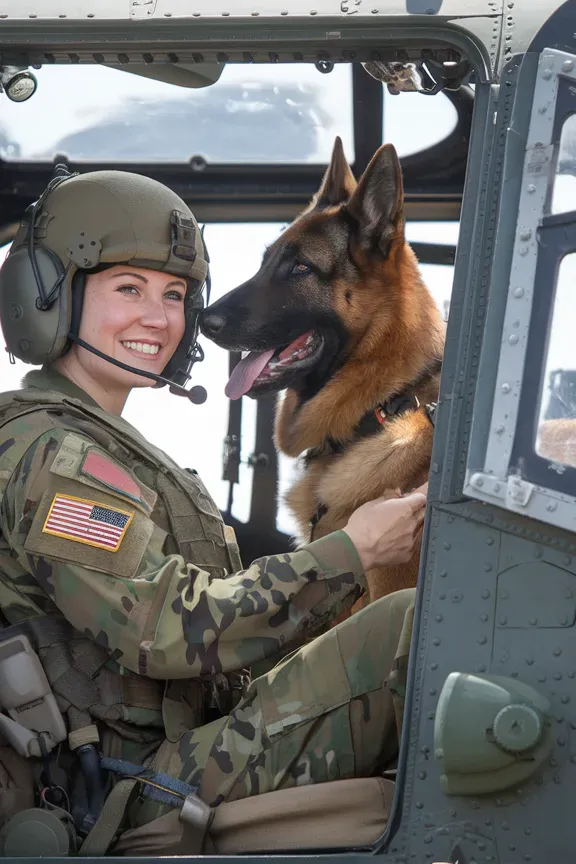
[312,136,357,209]
[346,143,404,255]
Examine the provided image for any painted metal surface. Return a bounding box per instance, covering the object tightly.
[0,0,566,78]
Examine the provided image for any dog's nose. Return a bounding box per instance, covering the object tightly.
[201,312,227,337]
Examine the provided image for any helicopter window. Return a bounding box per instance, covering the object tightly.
[0,64,354,165]
[535,252,576,469]
[552,112,576,215]
[383,91,458,158]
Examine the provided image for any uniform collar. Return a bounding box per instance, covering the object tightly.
[21,365,101,408]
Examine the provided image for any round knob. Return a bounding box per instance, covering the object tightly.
[493,704,543,753]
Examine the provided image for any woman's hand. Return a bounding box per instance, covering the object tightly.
[343,483,428,571]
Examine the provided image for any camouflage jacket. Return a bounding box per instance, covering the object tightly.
[0,366,366,750]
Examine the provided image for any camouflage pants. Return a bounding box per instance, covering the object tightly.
[136,587,415,822]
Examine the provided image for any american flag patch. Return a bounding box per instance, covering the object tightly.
[42,494,134,552]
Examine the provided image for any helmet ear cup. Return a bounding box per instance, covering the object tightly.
[0,246,71,365]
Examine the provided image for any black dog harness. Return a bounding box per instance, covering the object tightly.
[305,358,441,541]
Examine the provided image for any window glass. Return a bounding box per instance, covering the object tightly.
[536,252,576,468]
[383,91,458,157]
[0,64,353,165]
[406,221,458,321]
[552,113,576,214]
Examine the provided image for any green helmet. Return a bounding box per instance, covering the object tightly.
[0,167,209,389]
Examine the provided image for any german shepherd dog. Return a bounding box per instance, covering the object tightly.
[200,138,445,616]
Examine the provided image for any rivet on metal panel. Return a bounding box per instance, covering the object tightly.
[527,184,536,193]
[430,662,438,670]
[475,477,484,487]
[519,228,532,241]
[439,593,446,600]
[558,737,566,746]
[553,671,562,679]
[563,60,574,72]
[428,711,435,720]
[561,694,570,703]
[563,557,572,567]
[529,617,538,625]
[542,69,553,80]
[478,636,487,645]
[501,383,510,393]
[310,9,318,14]
[447,515,454,523]
[443,542,451,550]
[281,9,289,14]
[538,105,548,114]
[513,286,524,298]
[415,801,424,809]
[432,638,441,646]
[451,591,463,602]
[222,11,230,15]
[439,570,447,578]
[481,613,489,622]
[435,614,443,622]
[495,426,504,435]
[481,589,491,599]
[251,10,260,15]
[418,770,427,779]
[487,537,495,545]
[553,647,562,656]
[499,615,507,625]
[526,656,534,665]
[509,334,518,345]
[484,563,493,572]
[547,502,558,512]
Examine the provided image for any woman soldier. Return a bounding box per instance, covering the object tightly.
[0,168,425,853]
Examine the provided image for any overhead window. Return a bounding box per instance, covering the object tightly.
[0,64,354,165]
[383,91,458,157]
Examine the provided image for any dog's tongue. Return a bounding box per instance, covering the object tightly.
[225,349,275,400]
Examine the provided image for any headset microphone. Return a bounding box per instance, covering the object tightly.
[70,336,208,405]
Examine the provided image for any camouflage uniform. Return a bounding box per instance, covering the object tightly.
[0,365,414,829]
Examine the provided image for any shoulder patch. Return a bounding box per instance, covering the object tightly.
[43,493,133,552]
[80,449,142,505]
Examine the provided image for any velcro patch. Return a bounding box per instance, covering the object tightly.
[43,493,134,552]
[81,449,143,504]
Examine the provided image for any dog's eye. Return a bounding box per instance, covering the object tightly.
[292,262,311,275]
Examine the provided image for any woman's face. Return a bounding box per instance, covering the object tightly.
[73,265,187,391]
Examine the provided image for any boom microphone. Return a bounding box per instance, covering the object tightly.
[70,336,208,404]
